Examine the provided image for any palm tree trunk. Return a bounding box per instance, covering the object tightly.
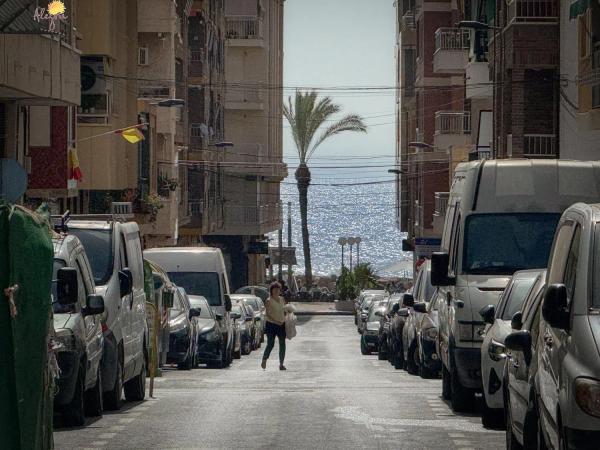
[295,163,312,287]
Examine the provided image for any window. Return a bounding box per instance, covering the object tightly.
[449,206,461,275]
[501,277,537,320]
[69,229,114,285]
[167,272,221,306]
[548,222,576,285]
[563,225,581,307]
[138,47,149,66]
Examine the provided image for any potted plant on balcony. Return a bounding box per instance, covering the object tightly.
[141,192,164,223]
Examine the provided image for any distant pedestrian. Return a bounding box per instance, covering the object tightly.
[261,282,290,370]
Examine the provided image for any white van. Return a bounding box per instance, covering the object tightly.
[144,247,234,367]
[68,218,148,410]
[431,159,600,412]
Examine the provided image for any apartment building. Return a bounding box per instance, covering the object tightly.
[0,0,80,209]
[560,0,600,159]
[136,0,191,247]
[75,0,140,212]
[202,0,287,289]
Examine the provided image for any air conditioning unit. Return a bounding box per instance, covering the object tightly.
[80,56,107,95]
[138,47,149,66]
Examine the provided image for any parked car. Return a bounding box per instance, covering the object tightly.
[388,292,415,369]
[354,289,386,323]
[144,247,234,368]
[378,295,401,360]
[51,234,105,426]
[416,289,442,379]
[231,294,264,350]
[357,294,387,334]
[361,302,387,355]
[402,261,436,376]
[431,159,600,413]
[69,217,148,410]
[188,295,226,368]
[479,269,543,428]
[235,285,269,302]
[230,301,254,356]
[168,287,200,370]
[518,202,600,449]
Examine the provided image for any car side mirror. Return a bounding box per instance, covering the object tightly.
[511,311,523,330]
[413,302,427,314]
[230,312,241,320]
[224,294,232,312]
[542,284,570,330]
[189,308,201,319]
[479,304,496,325]
[398,308,409,317]
[504,330,532,365]
[215,313,224,321]
[83,294,105,316]
[119,268,133,297]
[392,303,400,313]
[431,252,455,286]
[162,288,174,308]
[402,293,415,308]
[57,267,78,305]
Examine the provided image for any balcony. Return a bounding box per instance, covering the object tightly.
[219,202,282,235]
[221,144,288,179]
[225,88,264,110]
[433,192,449,218]
[402,10,416,30]
[189,49,205,78]
[506,0,558,25]
[524,134,556,158]
[225,16,264,47]
[465,62,492,99]
[434,111,471,150]
[433,28,470,74]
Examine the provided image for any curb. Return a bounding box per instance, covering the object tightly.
[295,311,355,316]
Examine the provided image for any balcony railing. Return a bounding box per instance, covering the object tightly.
[434,28,470,52]
[434,192,449,217]
[224,202,282,227]
[435,111,471,135]
[402,10,415,29]
[524,134,556,158]
[189,49,204,77]
[506,0,558,24]
[225,16,263,40]
[188,200,204,217]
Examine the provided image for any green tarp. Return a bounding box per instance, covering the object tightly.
[570,0,591,19]
[0,203,54,450]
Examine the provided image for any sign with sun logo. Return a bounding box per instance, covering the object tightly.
[47,1,66,16]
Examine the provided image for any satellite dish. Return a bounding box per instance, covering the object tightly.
[0,159,27,203]
[338,237,348,246]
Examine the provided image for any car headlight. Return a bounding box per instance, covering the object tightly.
[575,378,600,418]
[170,315,187,334]
[199,326,220,342]
[422,327,438,341]
[458,323,473,341]
[53,329,75,351]
[488,339,506,362]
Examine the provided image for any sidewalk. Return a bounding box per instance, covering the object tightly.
[291,301,355,316]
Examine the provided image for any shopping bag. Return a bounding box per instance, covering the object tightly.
[285,312,297,340]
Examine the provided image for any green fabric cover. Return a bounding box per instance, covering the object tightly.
[0,203,54,450]
[570,0,590,19]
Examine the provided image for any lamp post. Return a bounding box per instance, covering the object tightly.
[347,237,357,271]
[338,237,348,271]
[355,237,362,266]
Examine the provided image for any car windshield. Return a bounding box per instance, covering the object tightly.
[463,213,560,275]
[69,228,113,285]
[232,305,243,316]
[51,259,71,314]
[368,308,382,321]
[167,272,221,306]
[501,277,537,320]
[188,298,213,319]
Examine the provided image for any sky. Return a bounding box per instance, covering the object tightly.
[282,0,397,183]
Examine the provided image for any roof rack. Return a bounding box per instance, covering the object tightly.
[52,210,71,233]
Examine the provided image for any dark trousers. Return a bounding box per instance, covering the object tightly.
[263,321,286,364]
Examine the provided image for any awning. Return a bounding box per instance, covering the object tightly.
[570,0,590,20]
[0,0,51,34]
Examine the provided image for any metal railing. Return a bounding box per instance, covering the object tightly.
[506,0,558,24]
[224,202,282,227]
[225,16,263,40]
[435,111,471,135]
[524,134,556,158]
[187,200,204,217]
[402,10,415,29]
[434,28,470,52]
[434,193,449,217]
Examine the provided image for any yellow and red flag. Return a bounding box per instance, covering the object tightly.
[116,126,145,144]
[69,148,83,181]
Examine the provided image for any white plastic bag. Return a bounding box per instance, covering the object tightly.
[285,312,297,340]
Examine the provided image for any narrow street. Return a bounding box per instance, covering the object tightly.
[54,316,503,450]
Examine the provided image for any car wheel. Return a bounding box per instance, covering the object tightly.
[406,340,419,375]
[505,394,524,450]
[360,337,370,355]
[103,358,123,411]
[394,341,405,370]
[480,393,504,429]
[84,365,103,417]
[177,352,193,371]
[450,364,474,413]
[234,346,241,359]
[125,357,146,401]
[441,364,451,400]
[64,363,86,427]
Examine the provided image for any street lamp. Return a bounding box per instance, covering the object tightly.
[338,237,348,271]
[355,237,362,266]
[347,237,357,271]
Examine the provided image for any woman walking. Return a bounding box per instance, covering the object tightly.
[261,282,289,370]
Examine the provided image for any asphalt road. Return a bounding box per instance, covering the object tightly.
[54,316,504,449]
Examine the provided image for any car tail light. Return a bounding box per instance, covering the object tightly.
[101,323,108,333]
[575,378,600,418]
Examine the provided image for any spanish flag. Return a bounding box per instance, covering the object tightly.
[69,148,83,181]
[116,126,145,144]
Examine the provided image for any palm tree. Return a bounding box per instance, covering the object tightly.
[283,91,367,287]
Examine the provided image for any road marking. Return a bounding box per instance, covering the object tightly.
[119,418,135,424]
[108,425,125,432]
[98,433,116,439]
[448,433,465,438]
[90,441,108,447]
